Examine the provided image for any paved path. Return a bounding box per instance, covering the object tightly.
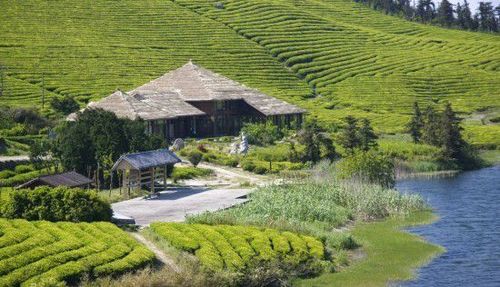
[112,187,251,225]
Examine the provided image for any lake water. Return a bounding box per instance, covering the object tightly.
[396,165,500,287]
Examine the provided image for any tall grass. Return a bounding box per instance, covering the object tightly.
[189,161,426,251]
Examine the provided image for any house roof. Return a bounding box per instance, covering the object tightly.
[112,149,181,171]
[16,171,92,189]
[69,61,305,121]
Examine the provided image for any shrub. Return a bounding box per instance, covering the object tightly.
[50,96,80,115]
[241,122,284,146]
[0,186,112,222]
[14,164,34,174]
[188,151,203,167]
[336,150,395,188]
[171,167,213,182]
[241,160,256,172]
[0,170,16,180]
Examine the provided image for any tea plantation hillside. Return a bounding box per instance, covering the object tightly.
[0,0,499,146]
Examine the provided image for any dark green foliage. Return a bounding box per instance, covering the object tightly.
[407,102,423,143]
[188,151,203,167]
[297,118,337,163]
[339,116,377,153]
[241,122,284,146]
[436,0,454,27]
[337,150,395,188]
[421,106,441,146]
[50,96,80,115]
[339,116,360,153]
[53,109,154,175]
[0,186,112,222]
[358,118,378,151]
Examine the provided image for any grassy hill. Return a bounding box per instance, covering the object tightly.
[0,0,498,147]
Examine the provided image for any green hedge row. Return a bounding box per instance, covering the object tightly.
[0,219,155,286]
[149,223,325,272]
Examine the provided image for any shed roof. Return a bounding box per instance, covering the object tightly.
[16,171,92,189]
[69,61,305,121]
[112,149,181,171]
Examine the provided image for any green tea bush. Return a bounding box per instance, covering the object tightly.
[0,186,112,222]
[13,164,34,174]
[0,219,154,286]
[149,223,325,273]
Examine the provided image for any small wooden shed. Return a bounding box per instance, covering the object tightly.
[16,171,92,189]
[112,149,181,194]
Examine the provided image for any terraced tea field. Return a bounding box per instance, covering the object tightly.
[0,219,154,286]
[150,223,325,271]
[0,0,498,145]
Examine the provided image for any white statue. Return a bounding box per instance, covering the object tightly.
[171,138,185,151]
[239,132,248,155]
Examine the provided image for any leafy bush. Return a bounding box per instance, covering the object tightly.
[14,164,34,174]
[50,96,80,115]
[171,167,213,182]
[0,170,16,180]
[336,150,396,188]
[188,151,203,167]
[0,186,112,222]
[241,122,284,146]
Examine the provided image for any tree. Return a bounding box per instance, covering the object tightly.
[457,0,474,29]
[358,118,378,151]
[297,118,337,163]
[478,2,498,32]
[50,96,80,115]
[53,109,154,183]
[436,0,455,26]
[416,0,435,22]
[339,115,360,153]
[440,102,464,161]
[421,105,442,146]
[407,101,424,143]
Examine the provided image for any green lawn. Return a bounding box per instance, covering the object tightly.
[295,211,444,287]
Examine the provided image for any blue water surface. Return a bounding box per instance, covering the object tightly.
[396,165,500,287]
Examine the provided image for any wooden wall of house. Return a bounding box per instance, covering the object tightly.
[146,101,303,140]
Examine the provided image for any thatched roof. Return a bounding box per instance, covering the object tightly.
[16,171,92,189]
[112,149,181,171]
[70,61,305,121]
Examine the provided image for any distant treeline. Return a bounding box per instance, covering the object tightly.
[354,0,499,32]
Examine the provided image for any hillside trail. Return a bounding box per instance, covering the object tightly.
[129,232,181,273]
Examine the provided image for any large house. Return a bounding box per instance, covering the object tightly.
[71,61,305,140]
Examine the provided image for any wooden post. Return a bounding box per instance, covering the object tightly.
[163,165,167,190]
[150,167,155,194]
[109,171,113,197]
[119,171,122,195]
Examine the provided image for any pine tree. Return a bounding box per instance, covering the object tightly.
[340,115,360,153]
[440,102,464,161]
[437,0,455,26]
[359,118,378,151]
[478,2,497,32]
[407,101,424,143]
[421,105,441,146]
[417,0,436,22]
[462,0,474,29]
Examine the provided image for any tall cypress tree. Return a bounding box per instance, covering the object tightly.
[359,118,378,151]
[340,115,360,153]
[407,101,424,143]
[421,105,441,146]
